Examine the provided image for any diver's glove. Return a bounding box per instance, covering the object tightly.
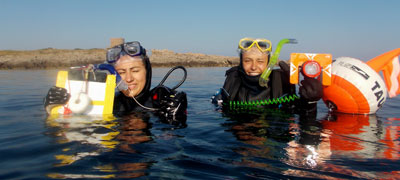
[160,91,187,124]
[211,88,229,107]
[151,86,187,125]
[299,77,323,102]
[44,86,70,114]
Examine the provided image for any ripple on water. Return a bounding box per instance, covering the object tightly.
[0,68,399,179]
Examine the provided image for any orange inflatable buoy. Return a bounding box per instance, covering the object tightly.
[366,48,400,98]
[322,48,400,114]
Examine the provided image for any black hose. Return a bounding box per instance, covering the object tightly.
[158,66,187,90]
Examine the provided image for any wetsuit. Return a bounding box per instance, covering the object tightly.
[223,66,294,103]
[112,58,187,124]
[214,64,318,115]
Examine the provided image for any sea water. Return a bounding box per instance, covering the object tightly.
[0,67,399,179]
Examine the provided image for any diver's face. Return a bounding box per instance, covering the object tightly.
[115,55,147,97]
[241,47,269,76]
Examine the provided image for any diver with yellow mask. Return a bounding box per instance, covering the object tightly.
[212,37,323,114]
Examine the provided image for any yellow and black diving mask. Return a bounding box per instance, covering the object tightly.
[238,38,272,53]
[106,41,144,63]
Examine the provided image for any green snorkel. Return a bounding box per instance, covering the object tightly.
[259,38,297,87]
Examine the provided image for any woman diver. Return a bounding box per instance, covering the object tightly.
[212,37,323,114]
[44,41,187,123]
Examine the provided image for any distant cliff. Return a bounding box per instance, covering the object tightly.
[0,48,239,69]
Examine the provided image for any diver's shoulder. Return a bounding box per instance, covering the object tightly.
[225,66,240,76]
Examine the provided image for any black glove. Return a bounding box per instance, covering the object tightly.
[211,88,229,107]
[151,86,187,126]
[299,77,323,102]
[159,91,187,124]
[44,86,70,114]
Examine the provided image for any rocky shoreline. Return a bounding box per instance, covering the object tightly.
[0,48,239,69]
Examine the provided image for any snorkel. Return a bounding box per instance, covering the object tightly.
[259,38,297,87]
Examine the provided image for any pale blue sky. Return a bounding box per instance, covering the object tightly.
[0,0,399,60]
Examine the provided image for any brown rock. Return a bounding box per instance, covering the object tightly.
[0,48,239,69]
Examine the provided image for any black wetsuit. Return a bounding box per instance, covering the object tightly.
[223,66,294,102]
[112,58,187,124]
[218,65,317,114]
[113,92,153,116]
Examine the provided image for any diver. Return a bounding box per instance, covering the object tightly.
[212,37,323,114]
[44,41,187,124]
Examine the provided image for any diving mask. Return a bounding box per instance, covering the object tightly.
[106,41,144,63]
[238,38,272,53]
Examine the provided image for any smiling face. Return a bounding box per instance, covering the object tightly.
[241,47,269,76]
[114,55,147,97]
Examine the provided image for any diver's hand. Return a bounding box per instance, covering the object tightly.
[158,91,187,125]
[299,77,323,102]
[44,86,70,114]
[211,88,229,107]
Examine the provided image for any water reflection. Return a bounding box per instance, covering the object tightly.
[223,110,400,179]
[45,112,154,179]
[221,109,295,176]
[318,113,400,179]
[382,117,400,161]
[283,113,372,179]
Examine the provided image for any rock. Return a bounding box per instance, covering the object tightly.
[0,48,239,69]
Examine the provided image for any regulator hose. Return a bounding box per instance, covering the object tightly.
[157,66,187,90]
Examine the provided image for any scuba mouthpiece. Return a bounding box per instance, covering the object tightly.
[94,63,129,91]
[259,38,297,87]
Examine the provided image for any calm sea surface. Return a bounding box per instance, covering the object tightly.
[0,67,399,179]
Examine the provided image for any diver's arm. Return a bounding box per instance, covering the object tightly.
[296,77,323,115]
[211,75,231,105]
[222,66,240,102]
[43,86,70,114]
[212,67,239,106]
[295,97,318,115]
[151,86,188,125]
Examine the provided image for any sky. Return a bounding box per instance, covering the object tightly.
[0,0,399,60]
